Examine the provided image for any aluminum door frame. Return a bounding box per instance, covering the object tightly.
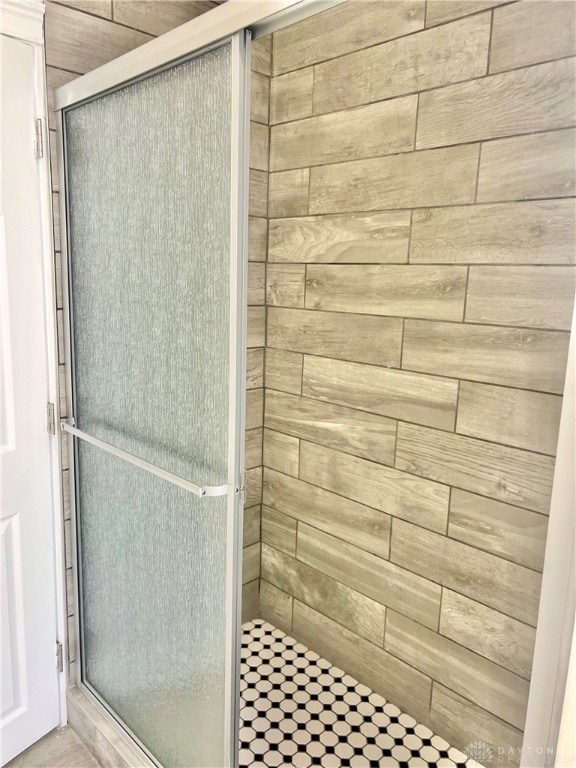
[56,31,249,768]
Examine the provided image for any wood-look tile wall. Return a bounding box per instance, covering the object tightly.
[243,34,273,620]
[259,1,576,762]
[44,0,265,680]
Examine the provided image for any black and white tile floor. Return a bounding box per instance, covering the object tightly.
[239,620,478,768]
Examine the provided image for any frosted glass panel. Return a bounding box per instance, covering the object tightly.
[77,441,227,768]
[66,43,231,485]
[64,41,236,768]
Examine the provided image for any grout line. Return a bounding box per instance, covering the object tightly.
[462,265,471,324]
[266,191,576,219]
[486,9,495,76]
[406,209,414,264]
[265,353,564,418]
[474,141,484,204]
[413,92,420,151]
[46,63,84,77]
[267,303,572,337]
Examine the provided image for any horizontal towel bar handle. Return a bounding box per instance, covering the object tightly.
[61,422,230,498]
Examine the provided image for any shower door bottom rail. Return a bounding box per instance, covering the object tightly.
[61,422,231,497]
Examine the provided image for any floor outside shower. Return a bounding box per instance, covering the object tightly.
[239,620,477,768]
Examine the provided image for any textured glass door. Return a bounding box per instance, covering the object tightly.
[61,35,247,768]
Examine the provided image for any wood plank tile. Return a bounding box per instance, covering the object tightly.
[67,616,77,664]
[247,307,265,348]
[248,216,267,262]
[265,389,396,465]
[261,505,297,556]
[410,200,576,265]
[293,601,432,723]
[245,466,262,507]
[270,68,313,125]
[385,611,530,729]
[417,58,576,149]
[262,543,386,645]
[245,428,263,470]
[8,725,100,768]
[426,0,507,26]
[250,121,269,172]
[242,542,261,584]
[300,441,449,533]
[251,71,269,125]
[309,144,479,214]
[64,519,72,569]
[269,169,309,218]
[59,364,66,423]
[246,348,264,390]
[252,36,271,76]
[268,212,411,264]
[50,132,59,192]
[57,310,65,364]
[263,428,300,477]
[47,67,77,128]
[113,1,216,35]
[259,580,293,634]
[62,470,70,522]
[266,265,306,308]
[242,580,259,623]
[52,192,60,253]
[403,319,570,394]
[396,422,555,514]
[449,489,548,572]
[313,14,490,114]
[302,355,458,431]
[477,129,576,202]
[270,96,417,171]
[490,1,576,74]
[298,523,441,631]
[306,265,467,320]
[55,250,63,311]
[249,170,268,218]
[440,589,536,679]
[45,3,152,72]
[430,684,523,766]
[267,307,403,366]
[57,0,112,19]
[243,504,261,548]
[457,381,563,455]
[263,467,391,559]
[272,0,425,76]
[246,388,264,430]
[466,266,576,331]
[265,349,303,394]
[248,262,265,306]
[390,518,542,626]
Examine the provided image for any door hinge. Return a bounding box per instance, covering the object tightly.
[34,118,44,158]
[47,402,56,435]
[56,641,63,673]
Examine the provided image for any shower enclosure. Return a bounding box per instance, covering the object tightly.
[54,1,574,766]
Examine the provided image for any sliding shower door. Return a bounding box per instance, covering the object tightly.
[59,34,247,768]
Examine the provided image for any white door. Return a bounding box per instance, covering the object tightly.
[1,32,61,764]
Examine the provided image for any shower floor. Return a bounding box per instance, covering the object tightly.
[240,620,475,768]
